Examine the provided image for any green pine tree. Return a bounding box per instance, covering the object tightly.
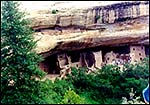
[1,1,46,104]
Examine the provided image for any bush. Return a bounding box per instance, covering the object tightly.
[66,67,91,92]
[79,92,99,104]
[65,58,149,104]
[52,9,59,14]
[36,78,75,104]
[123,58,149,79]
[59,88,85,104]
[37,80,59,104]
[1,80,48,104]
[121,57,149,99]
[53,78,74,96]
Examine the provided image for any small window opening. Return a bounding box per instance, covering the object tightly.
[141,46,144,50]
[76,64,78,67]
[107,57,110,60]
[59,55,63,58]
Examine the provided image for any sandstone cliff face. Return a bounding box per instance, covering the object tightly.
[20,1,149,57]
[24,1,149,27]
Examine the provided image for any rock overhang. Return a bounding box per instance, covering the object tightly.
[19,1,149,57]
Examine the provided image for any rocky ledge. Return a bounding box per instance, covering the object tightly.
[20,1,149,57]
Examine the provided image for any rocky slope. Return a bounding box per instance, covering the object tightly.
[20,1,149,57]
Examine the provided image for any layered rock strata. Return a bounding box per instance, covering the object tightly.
[19,1,149,57]
[19,1,149,78]
[21,1,149,57]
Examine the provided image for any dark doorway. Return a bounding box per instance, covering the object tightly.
[39,54,60,74]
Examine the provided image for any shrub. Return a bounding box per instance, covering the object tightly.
[65,58,149,104]
[123,58,149,79]
[35,78,74,103]
[52,9,59,14]
[79,92,99,104]
[35,80,58,104]
[66,65,123,101]
[53,78,74,96]
[66,67,90,92]
[121,57,149,99]
[31,79,75,104]
[59,88,85,104]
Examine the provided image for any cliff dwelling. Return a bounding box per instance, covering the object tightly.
[21,1,149,79]
[39,45,149,75]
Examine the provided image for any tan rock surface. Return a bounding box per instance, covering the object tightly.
[19,1,149,57]
[21,1,149,28]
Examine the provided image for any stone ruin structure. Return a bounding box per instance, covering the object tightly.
[39,45,149,76]
[20,1,149,79]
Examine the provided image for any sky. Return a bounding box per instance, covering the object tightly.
[19,1,137,12]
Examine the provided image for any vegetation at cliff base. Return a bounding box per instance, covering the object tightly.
[35,57,148,104]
